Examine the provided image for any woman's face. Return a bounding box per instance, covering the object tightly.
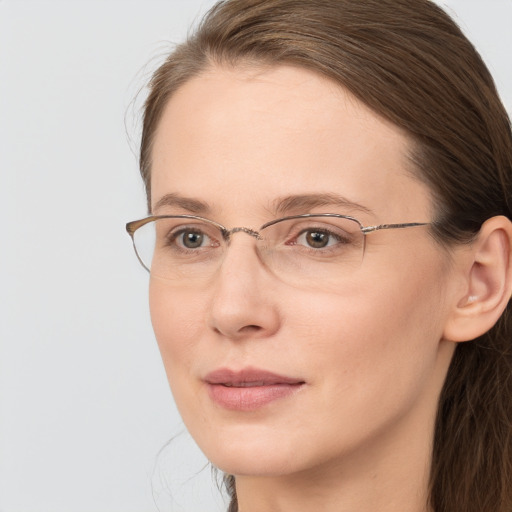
[149,65,458,478]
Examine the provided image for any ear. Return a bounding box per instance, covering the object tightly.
[443,215,512,342]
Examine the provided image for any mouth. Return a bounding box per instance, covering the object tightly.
[204,367,305,411]
[220,381,284,387]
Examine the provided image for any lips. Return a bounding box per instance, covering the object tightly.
[205,368,304,386]
[204,367,305,411]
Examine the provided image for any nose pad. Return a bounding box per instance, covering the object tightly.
[208,235,280,340]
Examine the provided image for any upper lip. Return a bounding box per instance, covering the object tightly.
[204,367,305,386]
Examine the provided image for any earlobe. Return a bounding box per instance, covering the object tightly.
[443,216,512,343]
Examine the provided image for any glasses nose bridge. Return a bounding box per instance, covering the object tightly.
[226,226,263,242]
[221,226,267,266]
[219,226,269,273]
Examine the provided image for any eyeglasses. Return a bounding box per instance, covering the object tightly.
[126,214,429,289]
[126,214,430,287]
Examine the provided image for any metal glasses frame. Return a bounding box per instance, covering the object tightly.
[126,213,430,271]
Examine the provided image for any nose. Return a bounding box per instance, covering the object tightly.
[208,234,281,340]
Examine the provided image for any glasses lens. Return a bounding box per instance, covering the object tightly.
[132,217,226,280]
[260,215,364,287]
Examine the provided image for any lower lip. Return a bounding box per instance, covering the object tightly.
[207,383,304,411]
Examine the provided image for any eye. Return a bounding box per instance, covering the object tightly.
[296,228,347,249]
[179,229,207,248]
[159,222,221,253]
[172,228,214,249]
[152,219,223,266]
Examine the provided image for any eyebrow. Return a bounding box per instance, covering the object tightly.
[152,193,211,214]
[152,192,373,218]
[271,193,374,217]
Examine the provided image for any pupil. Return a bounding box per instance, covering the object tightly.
[183,231,203,248]
[306,230,328,248]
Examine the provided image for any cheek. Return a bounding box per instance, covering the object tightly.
[287,253,449,413]
[149,279,206,378]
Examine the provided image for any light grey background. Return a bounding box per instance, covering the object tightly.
[1,1,510,511]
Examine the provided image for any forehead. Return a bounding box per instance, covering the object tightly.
[150,64,432,222]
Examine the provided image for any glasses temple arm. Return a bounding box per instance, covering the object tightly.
[362,222,429,234]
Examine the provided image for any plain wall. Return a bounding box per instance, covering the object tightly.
[1,1,510,511]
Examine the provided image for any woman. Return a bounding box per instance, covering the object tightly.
[126,1,512,511]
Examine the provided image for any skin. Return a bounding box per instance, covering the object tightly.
[148,65,463,512]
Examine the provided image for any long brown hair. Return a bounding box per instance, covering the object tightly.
[139,1,512,511]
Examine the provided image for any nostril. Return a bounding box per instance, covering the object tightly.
[213,324,262,337]
[240,325,262,333]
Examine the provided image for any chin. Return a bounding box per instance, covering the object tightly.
[210,450,303,478]
[187,424,304,477]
